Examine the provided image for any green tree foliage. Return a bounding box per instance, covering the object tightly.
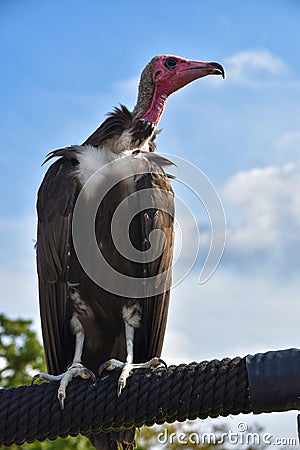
[0,314,46,388]
[0,314,93,449]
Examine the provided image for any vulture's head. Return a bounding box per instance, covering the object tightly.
[133,54,225,125]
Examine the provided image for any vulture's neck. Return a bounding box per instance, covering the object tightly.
[84,58,166,153]
[133,86,167,127]
[132,57,167,126]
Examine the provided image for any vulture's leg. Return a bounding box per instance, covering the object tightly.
[56,316,96,409]
[117,322,135,395]
[32,316,95,409]
[116,323,166,395]
[98,303,166,396]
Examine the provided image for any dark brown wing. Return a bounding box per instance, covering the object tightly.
[83,105,133,147]
[82,105,159,152]
[132,158,174,361]
[36,157,78,374]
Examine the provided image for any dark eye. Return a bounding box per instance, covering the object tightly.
[164,57,178,70]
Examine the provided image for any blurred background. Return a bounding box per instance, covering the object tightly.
[1,0,300,447]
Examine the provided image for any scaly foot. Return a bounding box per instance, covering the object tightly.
[98,357,166,396]
[32,363,96,409]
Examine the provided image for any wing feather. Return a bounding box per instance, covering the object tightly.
[36,158,78,374]
[133,159,174,361]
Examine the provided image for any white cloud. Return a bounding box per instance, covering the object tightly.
[227,49,287,75]
[172,160,300,282]
[162,330,193,365]
[276,130,300,151]
[168,269,300,361]
[224,49,288,87]
[222,161,300,276]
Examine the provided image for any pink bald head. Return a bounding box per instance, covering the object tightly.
[140,54,225,125]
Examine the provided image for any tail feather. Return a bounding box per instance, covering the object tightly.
[88,429,135,450]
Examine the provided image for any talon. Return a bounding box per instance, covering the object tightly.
[98,359,124,377]
[117,362,132,396]
[31,374,40,385]
[117,378,125,397]
[58,392,65,410]
[148,357,163,367]
[156,358,167,368]
[98,360,113,377]
[82,368,96,382]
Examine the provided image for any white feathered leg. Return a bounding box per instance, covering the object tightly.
[32,316,95,409]
[98,303,166,396]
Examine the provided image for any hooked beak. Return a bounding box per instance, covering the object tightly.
[183,60,225,80]
[206,62,225,78]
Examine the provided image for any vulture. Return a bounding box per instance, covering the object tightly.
[34,54,225,449]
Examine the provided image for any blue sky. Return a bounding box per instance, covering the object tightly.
[1,0,300,445]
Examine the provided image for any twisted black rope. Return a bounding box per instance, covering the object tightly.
[0,358,250,446]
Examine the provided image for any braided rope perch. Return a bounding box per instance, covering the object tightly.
[0,358,251,446]
[2,349,300,447]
